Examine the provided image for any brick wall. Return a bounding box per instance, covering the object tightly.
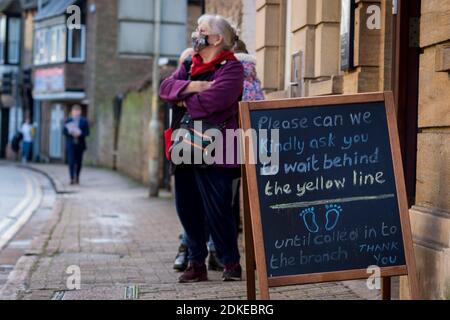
[85,0,153,167]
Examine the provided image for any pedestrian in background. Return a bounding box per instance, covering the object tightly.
[64,104,90,185]
[160,14,244,283]
[20,116,36,164]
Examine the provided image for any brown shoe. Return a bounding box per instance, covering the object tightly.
[179,262,208,283]
[222,263,242,282]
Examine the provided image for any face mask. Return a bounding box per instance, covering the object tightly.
[192,32,210,52]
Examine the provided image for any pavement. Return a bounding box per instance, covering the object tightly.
[0,163,389,300]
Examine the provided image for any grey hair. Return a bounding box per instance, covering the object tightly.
[198,14,238,50]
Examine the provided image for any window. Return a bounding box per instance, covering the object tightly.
[50,25,66,63]
[118,0,154,55]
[0,15,22,65]
[34,25,66,66]
[117,0,187,57]
[340,0,355,71]
[7,17,21,64]
[118,22,153,55]
[0,15,6,64]
[34,28,47,65]
[68,26,86,62]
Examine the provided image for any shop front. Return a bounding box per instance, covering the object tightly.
[32,65,86,163]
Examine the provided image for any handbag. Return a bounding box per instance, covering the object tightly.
[169,113,235,166]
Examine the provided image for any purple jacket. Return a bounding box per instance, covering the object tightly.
[160,59,244,168]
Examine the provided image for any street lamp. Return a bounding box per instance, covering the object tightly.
[148,0,162,197]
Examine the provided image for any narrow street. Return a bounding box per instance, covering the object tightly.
[0,162,55,290]
[0,163,380,300]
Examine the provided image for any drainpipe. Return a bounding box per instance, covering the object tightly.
[148,0,162,197]
[113,94,123,171]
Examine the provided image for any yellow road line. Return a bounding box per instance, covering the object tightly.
[0,172,34,232]
[0,171,43,251]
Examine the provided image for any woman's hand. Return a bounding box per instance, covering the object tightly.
[182,81,214,94]
[176,101,186,108]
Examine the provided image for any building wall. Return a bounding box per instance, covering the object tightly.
[255,0,392,98]
[205,0,243,28]
[22,10,35,69]
[253,0,449,299]
[203,0,256,54]
[241,0,257,54]
[116,86,152,184]
[187,3,203,47]
[39,101,51,161]
[255,0,286,94]
[85,0,153,168]
[404,0,450,300]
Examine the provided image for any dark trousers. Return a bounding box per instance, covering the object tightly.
[67,145,84,181]
[175,166,241,265]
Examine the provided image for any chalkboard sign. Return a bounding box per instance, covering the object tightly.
[240,92,419,300]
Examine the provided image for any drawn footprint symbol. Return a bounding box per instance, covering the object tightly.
[325,204,343,231]
[300,207,319,233]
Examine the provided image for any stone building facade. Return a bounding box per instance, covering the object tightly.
[204,0,257,54]
[407,0,450,300]
[252,0,450,299]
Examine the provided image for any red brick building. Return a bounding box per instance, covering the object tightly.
[31,0,152,164]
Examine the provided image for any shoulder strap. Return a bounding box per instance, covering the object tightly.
[183,56,193,80]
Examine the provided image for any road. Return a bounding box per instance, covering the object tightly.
[0,164,30,226]
[0,162,55,289]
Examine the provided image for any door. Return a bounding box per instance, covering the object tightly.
[49,104,65,160]
[0,108,10,158]
[392,0,422,206]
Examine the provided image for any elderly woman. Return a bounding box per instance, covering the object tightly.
[160,15,243,283]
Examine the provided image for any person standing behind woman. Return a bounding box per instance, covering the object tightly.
[233,40,265,102]
[160,14,244,283]
[64,105,90,185]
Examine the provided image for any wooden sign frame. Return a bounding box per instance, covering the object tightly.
[239,92,420,300]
